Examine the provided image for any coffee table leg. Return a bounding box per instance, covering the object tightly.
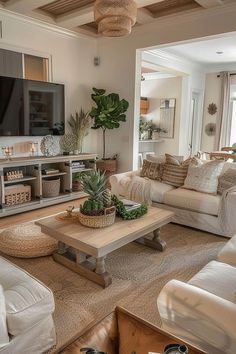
[53,249,112,288]
[152,228,166,251]
[95,256,112,288]
[135,228,166,252]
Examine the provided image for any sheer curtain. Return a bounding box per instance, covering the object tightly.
[214,71,232,150]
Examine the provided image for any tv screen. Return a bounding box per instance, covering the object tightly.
[0,76,65,136]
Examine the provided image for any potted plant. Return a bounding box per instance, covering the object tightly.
[72,172,83,192]
[79,170,116,228]
[90,88,129,173]
[68,109,91,154]
[139,117,153,140]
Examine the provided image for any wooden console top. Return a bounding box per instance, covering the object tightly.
[0,153,98,167]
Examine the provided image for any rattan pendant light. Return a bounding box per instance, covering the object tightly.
[94,0,137,37]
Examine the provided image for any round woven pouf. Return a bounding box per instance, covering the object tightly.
[0,223,58,258]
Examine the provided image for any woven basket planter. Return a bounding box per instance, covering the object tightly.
[79,206,116,228]
[42,178,60,198]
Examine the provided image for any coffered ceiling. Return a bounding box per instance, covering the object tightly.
[0,0,233,37]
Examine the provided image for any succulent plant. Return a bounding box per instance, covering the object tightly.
[80,171,111,216]
[102,188,112,207]
[81,170,107,202]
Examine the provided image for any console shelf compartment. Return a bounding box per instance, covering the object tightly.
[0,154,97,217]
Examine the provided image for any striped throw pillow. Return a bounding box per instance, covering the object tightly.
[162,154,191,187]
[140,159,164,181]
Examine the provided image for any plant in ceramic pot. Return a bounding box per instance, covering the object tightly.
[90,88,129,174]
[68,109,91,154]
[139,117,153,140]
[79,170,115,228]
[72,172,84,192]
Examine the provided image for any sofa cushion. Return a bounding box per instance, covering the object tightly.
[189,260,236,303]
[218,168,236,194]
[140,159,164,181]
[183,159,224,195]
[0,285,9,348]
[217,235,236,266]
[162,154,191,187]
[0,256,55,336]
[150,180,176,203]
[163,188,221,216]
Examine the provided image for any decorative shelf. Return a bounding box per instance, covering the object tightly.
[4,176,37,185]
[0,154,97,217]
[139,139,164,143]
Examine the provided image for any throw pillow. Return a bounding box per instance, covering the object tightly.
[140,159,164,181]
[218,168,236,194]
[183,159,224,194]
[0,285,9,348]
[162,154,192,187]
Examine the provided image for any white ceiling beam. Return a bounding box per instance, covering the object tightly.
[56,0,162,29]
[137,8,154,24]
[5,0,53,13]
[56,6,94,28]
[194,0,223,8]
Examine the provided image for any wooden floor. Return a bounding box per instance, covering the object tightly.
[0,199,85,229]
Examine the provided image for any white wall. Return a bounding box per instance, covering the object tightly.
[0,11,98,157]
[201,73,221,152]
[97,4,236,171]
[140,76,182,156]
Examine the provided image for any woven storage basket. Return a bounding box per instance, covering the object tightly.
[42,177,60,198]
[79,206,116,228]
[5,185,31,206]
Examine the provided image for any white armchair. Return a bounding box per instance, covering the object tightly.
[157,279,236,354]
[157,236,236,354]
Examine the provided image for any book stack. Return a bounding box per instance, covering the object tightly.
[120,198,141,212]
[42,169,60,175]
[72,161,85,170]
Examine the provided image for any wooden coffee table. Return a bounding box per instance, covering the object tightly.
[36,207,173,288]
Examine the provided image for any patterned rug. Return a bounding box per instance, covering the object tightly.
[7,223,225,353]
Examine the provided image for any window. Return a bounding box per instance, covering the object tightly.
[24,54,49,82]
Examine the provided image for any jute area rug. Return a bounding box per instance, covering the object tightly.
[7,223,225,353]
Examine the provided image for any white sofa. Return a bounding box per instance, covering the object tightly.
[0,256,56,354]
[157,235,236,354]
[110,161,236,238]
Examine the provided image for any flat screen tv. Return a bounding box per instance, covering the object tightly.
[0,76,65,136]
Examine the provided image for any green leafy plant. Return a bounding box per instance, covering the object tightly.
[90,88,129,159]
[112,195,148,220]
[69,109,91,152]
[80,170,113,216]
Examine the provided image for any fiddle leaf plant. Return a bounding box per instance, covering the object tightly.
[90,87,129,159]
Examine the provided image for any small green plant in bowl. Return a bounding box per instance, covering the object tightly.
[80,170,113,216]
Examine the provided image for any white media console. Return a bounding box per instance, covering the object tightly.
[0,153,97,217]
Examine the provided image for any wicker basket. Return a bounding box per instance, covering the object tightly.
[79,206,116,228]
[5,185,31,206]
[42,178,60,198]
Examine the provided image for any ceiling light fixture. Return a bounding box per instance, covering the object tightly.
[216,51,223,54]
[94,0,137,37]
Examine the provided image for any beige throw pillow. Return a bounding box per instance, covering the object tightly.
[218,168,236,194]
[162,154,192,187]
[183,159,224,194]
[140,159,164,181]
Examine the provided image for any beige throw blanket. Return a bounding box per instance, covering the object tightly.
[122,175,152,205]
[219,186,236,236]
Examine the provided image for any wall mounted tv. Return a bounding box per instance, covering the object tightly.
[0,76,65,136]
